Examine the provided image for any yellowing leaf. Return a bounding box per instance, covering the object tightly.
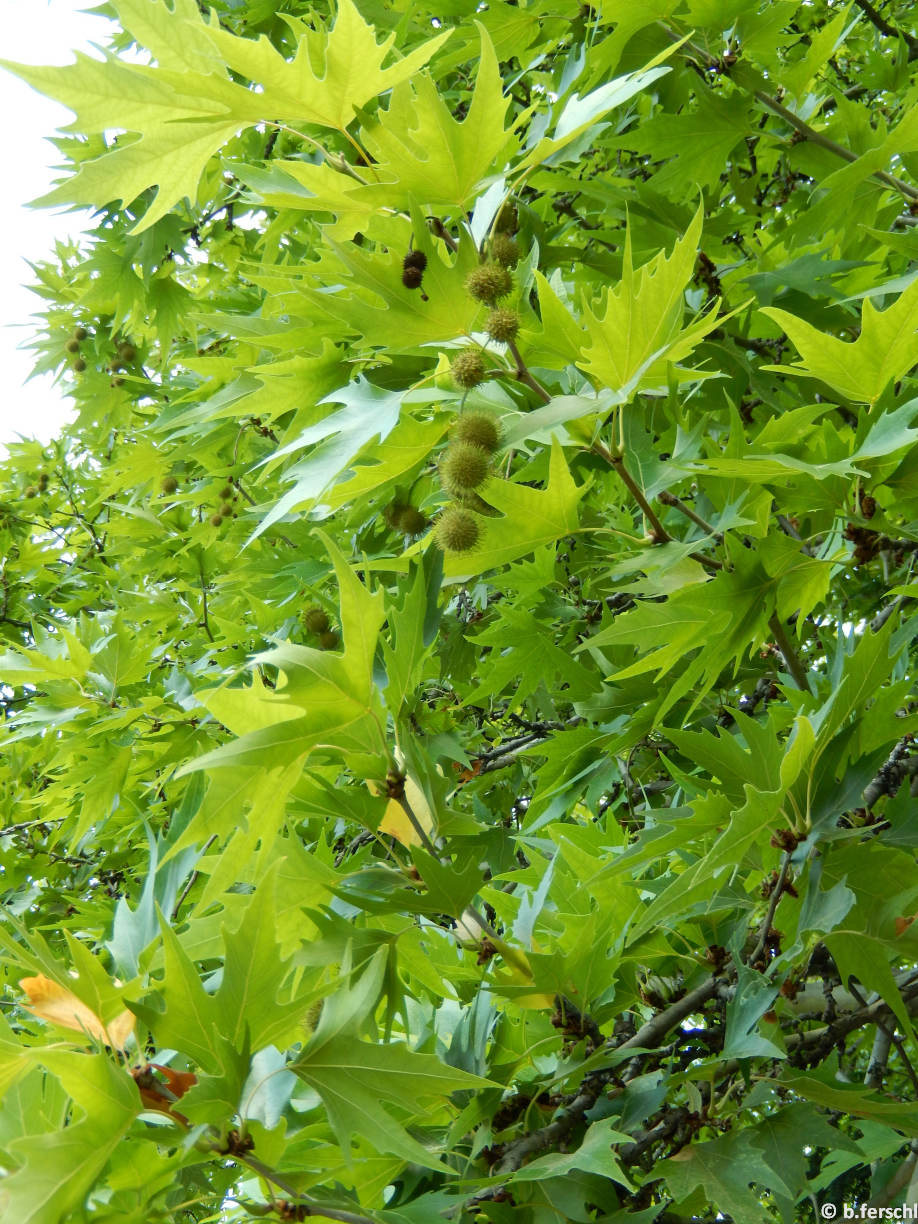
[19,975,134,1050]
[3,0,449,232]
[378,776,435,847]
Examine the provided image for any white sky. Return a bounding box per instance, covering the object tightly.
[0,0,112,451]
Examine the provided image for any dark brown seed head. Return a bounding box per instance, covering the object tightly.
[303,606,330,634]
[402,266,424,289]
[403,250,428,272]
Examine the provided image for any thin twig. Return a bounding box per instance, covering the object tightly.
[658,490,723,542]
[851,0,918,58]
[239,1155,379,1224]
[747,853,792,968]
[767,612,811,693]
[847,983,918,1098]
[660,25,918,202]
[171,835,217,920]
[506,339,551,403]
[599,447,669,542]
[0,817,66,837]
[196,552,215,643]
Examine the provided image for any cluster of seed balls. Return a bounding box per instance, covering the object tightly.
[301,605,339,651]
[449,202,521,395]
[433,410,503,552]
[430,204,519,553]
[64,327,136,385]
[23,471,50,499]
[160,476,238,529]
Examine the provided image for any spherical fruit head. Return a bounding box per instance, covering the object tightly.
[394,506,428,536]
[495,202,518,233]
[453,411,501,453]
[65,338,80,353]
[118,343,137,362]
[450,348,486,389]
[220,502,233,517]
[440,442,491,496]
[24,486,37,498]
[73,327,88,341]
[317,630,339,650]
[434,507,480,553]
[303,607,330,634]
[491,233,519,268]
[209,513,223,528]
[74,358,87,372]
[160,476,178,494]
[403,250,427,272]
[486,308,520,344]
[465,263,512,304]
[219,484,233,499]
[402,266,424,289]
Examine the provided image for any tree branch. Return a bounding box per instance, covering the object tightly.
[660,25,918,202]
[851,0,918,59]
[767,612,812,693]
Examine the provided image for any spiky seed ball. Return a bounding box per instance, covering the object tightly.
[111,376,125,388]
[394,506,428,536]
[317,630,339,650]
[434,506,480,553]
[118,342,137,362]
[465,262,512,304]
[491,233,519,268]
[73,358,87,372]
[453,411,501,453]
[486,308,520,344]
[495,202,518,233]
[440,442,491,496]
[208,513,223,528]
[160,475,178,494]
[24,486,37,499]
[303,606,330,634]
[403,250,427,273]
[450,347,486,389]
[219,484,233,499]
[73,326,88,341]
[402,265,424,289]
[65,337,80,354]
[220,502,233,518]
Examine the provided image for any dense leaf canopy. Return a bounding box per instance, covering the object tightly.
[2,0,918,1220]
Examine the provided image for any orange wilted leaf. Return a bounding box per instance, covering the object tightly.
[19,974,134,1050]
[132,1063,197,1125]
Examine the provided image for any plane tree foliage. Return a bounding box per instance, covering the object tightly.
[3,0,918,1220]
